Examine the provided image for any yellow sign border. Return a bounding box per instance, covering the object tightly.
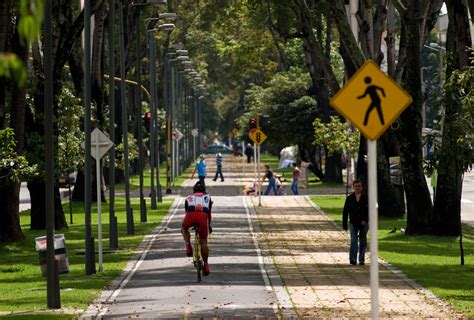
[330,60,413,141]
[250,128,267,146]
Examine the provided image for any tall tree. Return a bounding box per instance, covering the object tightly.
[0,0,41,241]
[431,0,472,235]
[26,1,101,229]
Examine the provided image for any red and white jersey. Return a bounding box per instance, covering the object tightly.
[185,192,211,213]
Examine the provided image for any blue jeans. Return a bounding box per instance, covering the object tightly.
[264,177,278,195]
[291,179,299,195]
[349,223,368,263]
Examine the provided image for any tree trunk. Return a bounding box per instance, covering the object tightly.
[324,153,343,184]
[397,1,433,235]
[431,0,471,235]
[298,143,324,181]
[0,182,24,242]
[28,181,68,230]
[0,0,26,242]
[377,132,405,217]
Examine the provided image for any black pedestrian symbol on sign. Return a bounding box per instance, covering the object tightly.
[357,76,386,126]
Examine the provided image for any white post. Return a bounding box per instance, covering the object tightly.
[253,142,257,181]
[242,141,245,176]
[95,130,103,272]
[257,145,261,206]
[368,139,378,319]
[193,136,196,161]
[172,140,176,183]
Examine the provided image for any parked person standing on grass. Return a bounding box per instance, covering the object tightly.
[191,154,207,187]
[291,162,301,195]
[213,153,224,182]
[342,179,369,265]
[261,164,278,195]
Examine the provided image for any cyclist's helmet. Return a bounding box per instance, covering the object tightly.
[193,181,206,193]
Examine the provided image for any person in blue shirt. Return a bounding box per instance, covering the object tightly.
[191,154,207,187]
[212,153,224,182]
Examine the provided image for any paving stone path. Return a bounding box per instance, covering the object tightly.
[251,195,460,318]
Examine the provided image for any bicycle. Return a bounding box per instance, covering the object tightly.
[192,225,203,283]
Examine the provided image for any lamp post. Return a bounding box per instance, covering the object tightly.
[118,1,134,235]
[45,0,61,307]
[108,0,118,249]
[165,52,176,193]
[84,0,96,274]
[131,1,169,217]
[148,23,175,205]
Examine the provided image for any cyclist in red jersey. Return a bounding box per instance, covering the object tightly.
[181,181,213,275]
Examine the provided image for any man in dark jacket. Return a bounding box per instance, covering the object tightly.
[342,179,369,265]
[244,143,253,163]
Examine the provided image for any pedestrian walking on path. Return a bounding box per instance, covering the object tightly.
[213,152,224,182]
[261,164,278,195]
[291,162,301,195]
[191,153,207,187]
[245,143,253,163]
[342,179,368,265]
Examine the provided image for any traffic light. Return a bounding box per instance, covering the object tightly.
[260,115,270,129]
[249,118,257,129]
[142,112,152,132]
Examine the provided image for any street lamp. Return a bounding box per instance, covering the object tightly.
[132,0,169,218]
[165,52,175,194]
[148,22,175,206]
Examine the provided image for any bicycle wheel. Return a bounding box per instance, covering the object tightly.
[194,230,202,283]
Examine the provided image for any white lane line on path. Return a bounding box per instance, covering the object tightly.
[83,197,183,319]
[242,196,271,292]
[242,196,294,316]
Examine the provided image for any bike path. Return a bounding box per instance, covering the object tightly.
[82,195,290,319]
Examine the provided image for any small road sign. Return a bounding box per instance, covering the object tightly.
[330,60,412,140]
[172,128,184,141]
[250,128,267,146]
[191,128,199,137]
[90,128,113,160]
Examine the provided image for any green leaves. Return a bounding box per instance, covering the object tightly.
[18,0,44,44]
[0,128,36,182]
[0,53,27,87]
[313,116,360,156]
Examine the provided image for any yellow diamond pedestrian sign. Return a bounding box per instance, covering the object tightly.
[330,60,412,140]
[250,128,267,146]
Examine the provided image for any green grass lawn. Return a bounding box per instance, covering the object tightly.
[311,195,474,318]
[0,197,173,319]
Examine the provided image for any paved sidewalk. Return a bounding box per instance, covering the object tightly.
[250,195,460,319]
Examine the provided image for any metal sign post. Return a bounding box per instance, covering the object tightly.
[249,127,267,207]
[90,128,113,273]
[330,60,412,319]
[257,145,261,206]
[191,128,198,160]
